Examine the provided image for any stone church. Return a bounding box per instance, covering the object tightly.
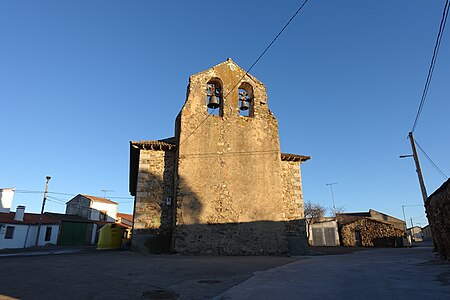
[129,59,310,255]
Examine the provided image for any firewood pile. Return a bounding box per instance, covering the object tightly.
[340,217,404,247]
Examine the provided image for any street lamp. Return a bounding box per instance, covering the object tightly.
[35,176,51,247]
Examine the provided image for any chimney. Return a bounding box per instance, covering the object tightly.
[0,188,15,213]
[14,205,25,222]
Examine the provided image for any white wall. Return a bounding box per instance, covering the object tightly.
[90,201,117,222]
[0,224,30,249]
[33,224,59,247]
[0,223,59,250]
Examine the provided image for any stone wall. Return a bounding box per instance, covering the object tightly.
[426,179,450,260]
[174,59,302,254]
[340,218,404,247]
[129,60,309,255]
[132,149,175,253]
[281,161,304,221]
[65,195,90,219]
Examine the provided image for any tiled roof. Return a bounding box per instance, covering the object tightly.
[80,194,118,205]
[117,212,133,221]
[44,212,93,223]
[0,212,59,225]
[281,153,311,162]
[130,137,177,151]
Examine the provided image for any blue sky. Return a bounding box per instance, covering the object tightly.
[1,1,449,227]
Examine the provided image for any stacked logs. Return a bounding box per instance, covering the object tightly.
[340,217,404,247]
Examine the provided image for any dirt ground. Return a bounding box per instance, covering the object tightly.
[0,246,369,300]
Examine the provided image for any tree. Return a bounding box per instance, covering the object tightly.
[304,200,326,242]
[331,206,345,217]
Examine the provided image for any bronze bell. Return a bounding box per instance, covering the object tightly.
[240,99,249,111]
[207,94,220,109]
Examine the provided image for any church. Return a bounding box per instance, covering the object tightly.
[129,59,310,254]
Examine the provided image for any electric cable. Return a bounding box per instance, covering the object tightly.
[179,0,310,146]
[415,139,448,179]
[411,0,449,132]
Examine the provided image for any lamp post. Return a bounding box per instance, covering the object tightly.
[35,176,51,247]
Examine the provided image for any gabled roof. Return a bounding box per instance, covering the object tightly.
[0,212,59,225]
[80,194,118,205]
[190,58,264,86]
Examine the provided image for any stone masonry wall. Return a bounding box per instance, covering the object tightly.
[340,218,404,247]
[132,149,175,253]
[426,179,450,260]
[174,60,293,254]
[65,195,90,219]
[281,160,306,239]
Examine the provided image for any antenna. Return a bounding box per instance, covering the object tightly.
[326,182,338,211]
[101,189,115,198]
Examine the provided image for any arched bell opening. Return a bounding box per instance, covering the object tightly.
[206,78,223,116]
[238,83,254,117]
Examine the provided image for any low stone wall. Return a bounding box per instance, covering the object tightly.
[426,179,450,260]
[340,218,403,247]
[174,220,307,255]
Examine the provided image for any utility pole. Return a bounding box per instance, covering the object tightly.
[35,176,51,247]
[326,182,338,211]
[402,205,407,231]
[408,132,428,204]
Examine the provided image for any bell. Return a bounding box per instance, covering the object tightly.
[207,94,220,109]
[240,100,249,111]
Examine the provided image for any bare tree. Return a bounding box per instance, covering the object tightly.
[304,200,326,242]
[331,205,345,217]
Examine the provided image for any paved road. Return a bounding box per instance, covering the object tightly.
[0,249,296,300]
[215,246,450,300]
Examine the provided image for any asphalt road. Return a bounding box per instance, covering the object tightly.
[215,246,450,300]
[1,245,448,300]
[0,249,296,300]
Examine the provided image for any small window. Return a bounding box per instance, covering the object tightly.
[5,226,14,239]
[238,83,254,117]
[45,226,52,241]
[206,80,223,116]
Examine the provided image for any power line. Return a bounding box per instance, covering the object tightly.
[179,0,310,146]
[411,0,449,132]
[415,139,448,179]
[15,189,133,202]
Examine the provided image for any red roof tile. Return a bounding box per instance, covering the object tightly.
[117,212,133,221]
[0,212,59,225]
[80,194,118,205]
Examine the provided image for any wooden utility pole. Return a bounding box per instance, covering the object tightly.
[408,132,428,204]
[35,176,51,247]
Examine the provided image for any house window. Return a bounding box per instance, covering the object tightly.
[45,226,52,241]
[238,83,253,117]
[5,226,14,239]
[206,79,223,116]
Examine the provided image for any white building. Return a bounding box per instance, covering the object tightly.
[0,206,59,250]
[66,194,118,222]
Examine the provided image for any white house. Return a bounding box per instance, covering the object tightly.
[66,194,118,222]
[0,206,59,250]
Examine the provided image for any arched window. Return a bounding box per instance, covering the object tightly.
[238,83,253,117]
[206,79,223,116]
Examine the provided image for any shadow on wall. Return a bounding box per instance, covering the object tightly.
[133,169,307,255]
